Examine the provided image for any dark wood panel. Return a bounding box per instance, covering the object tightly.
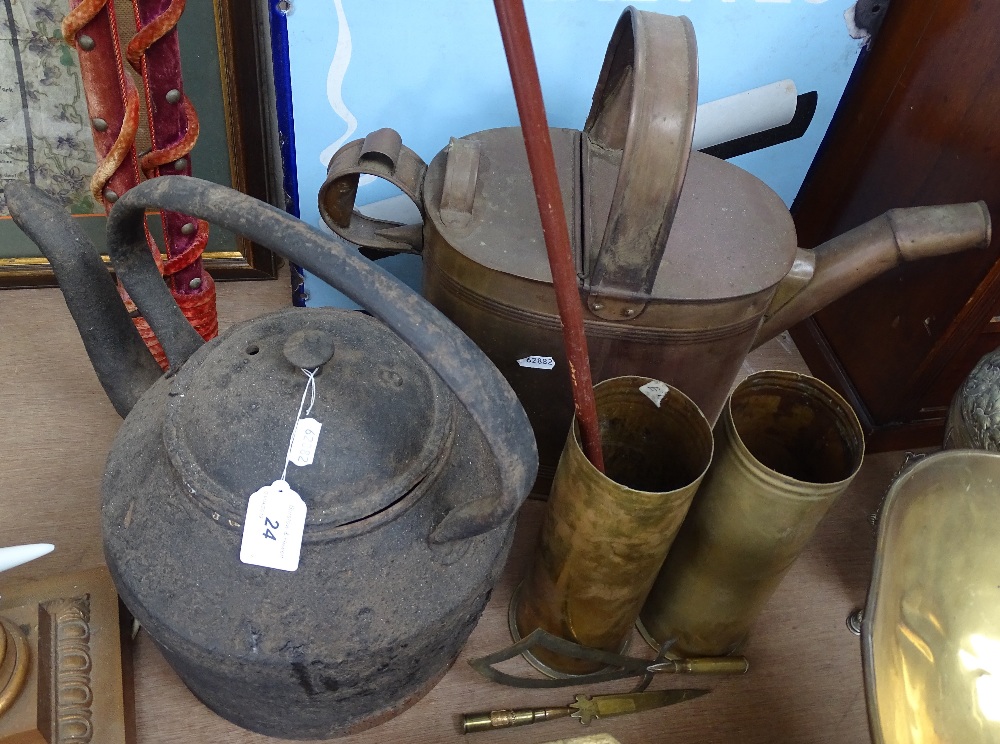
[791,0,1000,446]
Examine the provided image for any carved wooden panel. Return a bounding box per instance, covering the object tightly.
[0,568,133,744]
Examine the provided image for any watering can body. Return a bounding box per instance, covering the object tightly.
[322,8,990,492]
[5,178,537,739]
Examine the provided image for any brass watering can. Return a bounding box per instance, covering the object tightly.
[5,177,537,739]
[321,8,991,490]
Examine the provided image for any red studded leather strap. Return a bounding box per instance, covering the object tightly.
[62,0,143,210]
[62,0,218,367]
[126,0,214,334]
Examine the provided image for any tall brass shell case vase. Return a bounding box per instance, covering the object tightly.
[513,376,713,675]
[639,370,864,657]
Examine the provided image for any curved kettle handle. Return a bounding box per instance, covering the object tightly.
[106,177,537,544]
[584,10,697,320]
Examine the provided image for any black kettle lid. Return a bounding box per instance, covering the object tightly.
[162,307,454,540]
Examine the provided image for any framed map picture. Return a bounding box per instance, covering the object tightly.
[0,0,282,287]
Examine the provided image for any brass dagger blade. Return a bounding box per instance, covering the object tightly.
[571,688,710,724]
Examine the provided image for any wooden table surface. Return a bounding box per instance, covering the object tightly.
[0,268,906,743]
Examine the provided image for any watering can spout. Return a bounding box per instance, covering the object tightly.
[4,181,162,417]
[754,201,992,349]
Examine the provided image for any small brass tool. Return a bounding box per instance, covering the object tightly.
[461,688,708,733]
[470,628,747,688]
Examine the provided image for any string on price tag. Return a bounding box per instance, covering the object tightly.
[240,368,323,572]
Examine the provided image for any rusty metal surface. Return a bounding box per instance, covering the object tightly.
[583,11,698,319]
[421,140,794,302]
[319,129,427,255]
[10,175,538,739]
[3,183,161,418]
[423,127,581,284]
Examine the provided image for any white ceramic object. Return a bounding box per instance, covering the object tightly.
[0,543,55,573]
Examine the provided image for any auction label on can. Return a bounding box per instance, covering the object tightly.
[240,480,307,572]
[639,380,670,407]
[517,355,556,370]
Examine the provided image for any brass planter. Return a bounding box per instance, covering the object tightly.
[639,370,864,657]
[513,376,713,675]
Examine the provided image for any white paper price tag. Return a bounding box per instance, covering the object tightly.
[639,380,670,408]
[287,417,322,467]
[240,480,307,572]
[517,355,556,370]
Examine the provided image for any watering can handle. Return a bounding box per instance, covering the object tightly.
[318,127,428,257]
[105,176,537,544]
[584,10,698,321]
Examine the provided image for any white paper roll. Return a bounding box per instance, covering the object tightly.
[0,543,54,573]
[693,79,799,151]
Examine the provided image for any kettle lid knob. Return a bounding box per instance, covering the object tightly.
[283,329,336,370]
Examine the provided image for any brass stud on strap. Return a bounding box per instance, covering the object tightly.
[188,277,202,289]
[846,608,864,636]
[92,118,108,132]
[181,222,196,235]
[104,189,119,203]
[165,88,181,104]
[77,34,95,51]
[173,158,188,171]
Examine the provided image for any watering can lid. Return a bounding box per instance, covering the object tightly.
[427,9,795,302]
[160,308,454,539]
[422,129,797,302]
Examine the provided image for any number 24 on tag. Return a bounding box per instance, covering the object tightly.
[240,480,307,572]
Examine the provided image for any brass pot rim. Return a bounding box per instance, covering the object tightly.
[569,375,714,496]
[724,369,865,490]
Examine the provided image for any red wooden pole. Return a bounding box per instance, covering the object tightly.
[493,0,605,472]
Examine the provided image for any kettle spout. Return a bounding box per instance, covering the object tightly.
[754,201,991,349]
[4,182,161,417]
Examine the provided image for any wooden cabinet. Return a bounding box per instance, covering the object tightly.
[790,0,1000,451]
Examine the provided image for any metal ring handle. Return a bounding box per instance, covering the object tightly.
[106,176,537,544]
[319,127,427,255]
[584,9,698,319]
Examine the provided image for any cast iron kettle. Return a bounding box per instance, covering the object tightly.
[5,178,537,739]
[321,8,991,492]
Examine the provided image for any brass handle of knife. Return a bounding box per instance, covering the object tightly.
[649,656,749,675]
[462,707,573,733]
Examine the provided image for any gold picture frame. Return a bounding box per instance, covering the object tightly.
[0,0,282,288]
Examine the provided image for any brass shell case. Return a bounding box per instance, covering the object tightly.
[640,370,864,657]
[514,376,713,675]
